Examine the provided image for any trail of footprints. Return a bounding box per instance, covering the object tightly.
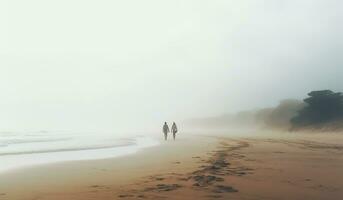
[116,140,253,199]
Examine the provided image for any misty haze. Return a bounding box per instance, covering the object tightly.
[0,1,342,200]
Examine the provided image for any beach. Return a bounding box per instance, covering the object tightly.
[1,133,343,200]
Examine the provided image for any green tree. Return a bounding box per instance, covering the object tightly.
[291,90,343,127]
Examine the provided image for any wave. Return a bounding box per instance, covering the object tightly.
[0,138,71,147]
[0,135,159,173]
[0,141,135,156]
[0,131,133,156]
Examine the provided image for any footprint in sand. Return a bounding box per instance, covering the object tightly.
[192,175,224,187]
[118,194,134,198]
[212,185,238,193]
[192,156,201,159]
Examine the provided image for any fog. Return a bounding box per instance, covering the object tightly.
[0,0,342,133]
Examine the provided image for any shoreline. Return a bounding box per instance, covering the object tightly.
[1,133,343,200]
[0,135,218,200]
[0,136,159,174]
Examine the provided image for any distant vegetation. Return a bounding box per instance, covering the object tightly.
[184,99,305,131]
[290,90,343,130]
[185,90,343,132]
[256,99,304,130]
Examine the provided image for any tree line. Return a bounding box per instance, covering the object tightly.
[291,90,343,129]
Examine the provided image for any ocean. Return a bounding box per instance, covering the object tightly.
[0,131,159,173]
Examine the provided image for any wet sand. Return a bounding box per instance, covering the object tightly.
[1,133,343,200]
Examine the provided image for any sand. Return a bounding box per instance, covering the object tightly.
[0,133,343,200]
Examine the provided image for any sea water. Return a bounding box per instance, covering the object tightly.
[0,131,159,173]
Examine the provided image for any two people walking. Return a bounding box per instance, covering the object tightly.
[163,122,178,140]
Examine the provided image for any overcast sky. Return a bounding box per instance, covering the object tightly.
[0,0,342,132]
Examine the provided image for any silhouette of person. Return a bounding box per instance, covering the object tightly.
[163,122,170,140]
[171,122,178,140]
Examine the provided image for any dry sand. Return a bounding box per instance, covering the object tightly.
[0,133,343,200]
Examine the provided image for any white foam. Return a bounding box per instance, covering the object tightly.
[0,135,159,173]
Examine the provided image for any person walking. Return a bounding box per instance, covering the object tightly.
[163,122,170,140]
[171,122,178,140]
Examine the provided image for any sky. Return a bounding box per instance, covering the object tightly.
[0,0,342,133]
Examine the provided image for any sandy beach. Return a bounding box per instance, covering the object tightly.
[2,0,342,199]
[1,133,343,200]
